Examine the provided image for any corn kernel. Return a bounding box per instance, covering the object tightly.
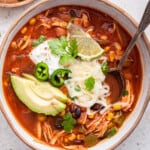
[64,137,69,143]
[107,112,114,121]
[104,46,110,52]
[109,51,115,62]
[37,114,47,122]
[59,110,66,116]
[23,35,29,40]
[77,134,85,140]
[11,41,17,49]
[4,81,8,87]
[113,104,122,111]
[29,18,36,25]
[66,99,72,105]
[100,35,108,40]
[21,27,27,34]
[88,113,95,119]
[68,133,76,141]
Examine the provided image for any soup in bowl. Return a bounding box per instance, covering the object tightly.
[0,0,150,150]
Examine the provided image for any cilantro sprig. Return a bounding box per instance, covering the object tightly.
[84,77,95,91]
[32,35,46,47]
[48,36,78,66]
[48,36,68,55]
[62,113,76,132]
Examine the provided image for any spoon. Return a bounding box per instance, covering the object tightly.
[108,0,150,100]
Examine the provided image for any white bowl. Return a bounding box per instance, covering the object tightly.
[0,0,150,149]
[0,0,34,7]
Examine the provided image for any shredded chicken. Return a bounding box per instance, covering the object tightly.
[95,118,109,138]
[121,80,134,111]
[116,24,123,46]
[85,110,111,137]
[42,122,53,143]
[36,14,52,29]
[73,13,89,28]
[37,121,42,139]
[77,112,87,125]
[51,17,68,28]
[50,130,65,145]
[17,36,31,50]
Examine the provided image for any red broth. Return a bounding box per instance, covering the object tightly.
[2,6,142,149]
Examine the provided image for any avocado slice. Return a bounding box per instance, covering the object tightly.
[10,74,68,116]
[22,73,68,103]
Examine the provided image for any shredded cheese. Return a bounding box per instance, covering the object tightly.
[65,59,110,114]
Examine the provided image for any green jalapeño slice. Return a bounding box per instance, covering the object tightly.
[34,62,49,81]
[50,69,72,87]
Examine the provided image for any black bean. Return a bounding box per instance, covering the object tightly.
[55,124,62,129]
[70,104,78,113]
[69,104,81,119]
[72,107,81,119]
[91,103,105,111]
[54,117,63,129]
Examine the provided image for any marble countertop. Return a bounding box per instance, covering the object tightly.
[0,0,150,150]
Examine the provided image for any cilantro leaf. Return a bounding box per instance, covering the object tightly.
[62,113,76,132]
[101,61,109,75]
[122,90,129,96]
[84,77,95,91]
[107,127,117,138]
[48,37,67,56]
[48,36,78,66]
[32,35,46,47]
[68,39,78,57]
[59,55,75,66]
[38,35,46,43]
[60,36,68,49]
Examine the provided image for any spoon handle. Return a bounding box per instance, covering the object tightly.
[118,0,150,70]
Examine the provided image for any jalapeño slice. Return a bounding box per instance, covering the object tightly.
[50,69,71,87]
[34,62,49,81]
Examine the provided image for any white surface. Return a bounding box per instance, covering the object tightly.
[0,0,150,150]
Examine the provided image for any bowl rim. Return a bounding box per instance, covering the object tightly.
[0,0,34,8]
[0,0,150,149]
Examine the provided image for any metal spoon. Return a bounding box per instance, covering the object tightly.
[108,0,150,101]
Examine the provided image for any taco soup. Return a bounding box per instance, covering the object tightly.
[2,6,142,149]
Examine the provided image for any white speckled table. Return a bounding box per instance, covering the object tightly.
[0,0,150,150]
